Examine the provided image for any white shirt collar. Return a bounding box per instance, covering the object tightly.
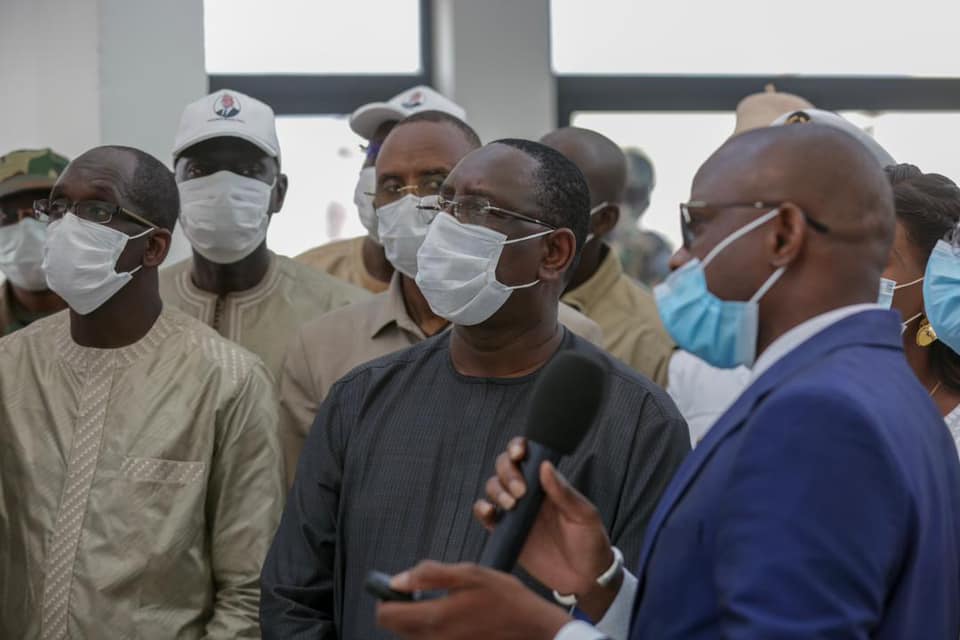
[750,304,882,381]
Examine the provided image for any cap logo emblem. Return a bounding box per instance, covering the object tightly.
[401,91,424,109]
[214,93,241,119]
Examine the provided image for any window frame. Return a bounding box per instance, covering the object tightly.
[207,0,434,115]
[557,75,960,127]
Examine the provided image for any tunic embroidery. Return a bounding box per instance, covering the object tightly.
[40,351,117,639]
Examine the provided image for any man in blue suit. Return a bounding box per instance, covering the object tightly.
[375,123,960,639]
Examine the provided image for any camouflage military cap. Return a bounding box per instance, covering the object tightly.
[0,148,70,199]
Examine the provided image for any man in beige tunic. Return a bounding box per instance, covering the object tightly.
[277,113,603,483]
[160,89,367,378]
[542,127,675,387]
[0,146,284,638]
[296,85,467,294]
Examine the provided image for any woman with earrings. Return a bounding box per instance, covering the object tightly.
[881,164,960,452]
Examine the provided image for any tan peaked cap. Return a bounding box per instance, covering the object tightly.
[733,84,814,136]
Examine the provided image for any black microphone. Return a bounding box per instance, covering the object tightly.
[477,351,606,572]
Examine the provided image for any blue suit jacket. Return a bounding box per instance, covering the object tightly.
[630,310,960,639]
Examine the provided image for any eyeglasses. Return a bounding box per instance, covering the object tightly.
[679,200,830,247]
[34,198,159,229]
[370,176,446,201]
[418,194,557,229]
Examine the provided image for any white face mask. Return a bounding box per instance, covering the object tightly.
[42,213,152,315]
[377,194,438,278]
[415,212,552,326]
[354,166,379,242]
[178,170,273,264]
[0,218,48,290]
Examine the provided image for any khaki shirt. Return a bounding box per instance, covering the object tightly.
[295,236,390,294]
[278,273,603,484]
[160,251,368,380]
[562,247,674,387]
[0,307,284,638]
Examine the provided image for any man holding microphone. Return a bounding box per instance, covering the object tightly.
[376,124,960,639]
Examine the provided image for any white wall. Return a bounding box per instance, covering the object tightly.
[1,0,206,263]
[1,0,102,158]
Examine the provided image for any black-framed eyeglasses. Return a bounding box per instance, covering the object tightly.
[33,198,159,229]
[679,200,830,246]
[418,194,557,229]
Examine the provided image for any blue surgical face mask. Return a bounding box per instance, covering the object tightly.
[877,275,923,309]
[653,208,785,369]
[923,239,960,354]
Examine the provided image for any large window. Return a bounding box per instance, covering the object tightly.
[551,0,960,76]
[553,0,960,250]
[205,0,422,75]
[574,111,960,249]
[204,0,432,256]
[271,116,367,257]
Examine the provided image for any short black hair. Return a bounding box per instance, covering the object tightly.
[491,138,590,252]
[886,162,960,393]
[394,110,482,149]
[110,146,179,232]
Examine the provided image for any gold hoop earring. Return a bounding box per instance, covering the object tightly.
[917,317,938,347]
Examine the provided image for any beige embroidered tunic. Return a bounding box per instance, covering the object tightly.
[0,307,285,638]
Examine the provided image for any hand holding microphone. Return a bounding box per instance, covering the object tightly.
[473,440,619,613]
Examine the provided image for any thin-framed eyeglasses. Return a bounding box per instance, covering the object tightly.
[679,200,829,246]
[417,194,557,229]
[366,177,446,201]
[33,198,159,229]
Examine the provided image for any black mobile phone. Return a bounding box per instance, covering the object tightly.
[364,570,447,602]
[365,571,416,602]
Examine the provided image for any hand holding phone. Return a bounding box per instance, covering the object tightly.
[365,570,447,602]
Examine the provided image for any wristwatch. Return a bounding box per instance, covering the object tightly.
[552,546,624,607]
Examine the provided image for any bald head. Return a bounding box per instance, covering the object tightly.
[63,145,179,231]
[696,123,894,268]
[541,127,626,205]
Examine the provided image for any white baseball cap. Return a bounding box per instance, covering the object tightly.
[173,89,280,160]
[772,108,895,167]
[349,85,467,140]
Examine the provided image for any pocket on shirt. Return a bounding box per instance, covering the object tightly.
[113,456,210,625]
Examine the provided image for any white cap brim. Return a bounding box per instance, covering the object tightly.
[349,103,408,140]
[172,130,279,160]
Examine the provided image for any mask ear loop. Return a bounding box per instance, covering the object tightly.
[894,276,924,289]
[749,265,786,303]
[124,226,156,276]
[500,228,556,290]
[502,228,553,245]
[701,207,782,268]
[903,311,924,326]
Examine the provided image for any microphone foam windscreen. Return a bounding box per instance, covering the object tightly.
[524,351,606,455]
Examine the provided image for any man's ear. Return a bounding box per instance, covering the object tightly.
[539,228,577,283]
[143,229,172,268]
[767,202,806,268]
[591,204,620,240]
[271,172,289,215]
